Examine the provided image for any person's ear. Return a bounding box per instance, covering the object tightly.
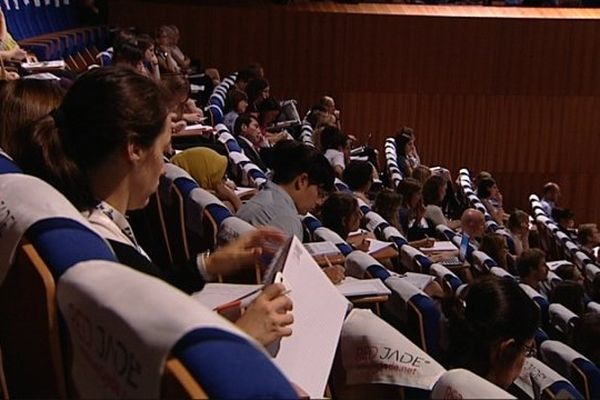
[295,173,309,191]
[497,338,518,363]
[126,136,144,164]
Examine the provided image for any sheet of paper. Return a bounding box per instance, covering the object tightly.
[184,123,211,131]
[234,187,256,197]
[191,283,261,310]
[304,241,342,257]
[21,60,65,69]
[275,236,349,398]
[366,238,394,255]
[420,240,457,253]
[337,277,392,297]
[390,271,436,291]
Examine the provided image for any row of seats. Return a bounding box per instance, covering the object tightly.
[0,150,296,398]
[2,0,108,65]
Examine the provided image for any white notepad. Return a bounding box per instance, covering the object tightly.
[420,240,457,253]
[336,277,392,297]
[192,283,261,310]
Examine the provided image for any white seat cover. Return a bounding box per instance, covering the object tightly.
[431,369,515,399]
[340,309,445,390]
[58,259,265,398]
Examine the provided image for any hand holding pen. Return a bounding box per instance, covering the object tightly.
[234,283,294,346]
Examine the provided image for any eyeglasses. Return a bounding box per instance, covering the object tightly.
[521,342,537,358]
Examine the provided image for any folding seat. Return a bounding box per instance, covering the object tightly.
[333,308,446,398]
[334,177,351,192]
[302,214,354,256]
[430,369,515,399]
[548,303,579,343]
[0,168,116,397]
[436,224,457,242]
[400,245,434,274]
[134,163,255,273]
[344,250,392,281]
[57,258,296,398]
[299,121,315,147]
[573,251,594,274]
[488,266,516,281]
[375,274,442,359]
[357,198,408,249]
[216,125,268,188]
[540,340,600,400]
[564,241,580,259]
[206,103,223,125]
[384,138,402,189]
[514,356,584,399]
[520,283,550,327]
[429,263,463,293]
[587,301,600,314]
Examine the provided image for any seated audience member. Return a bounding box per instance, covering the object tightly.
[234,113,269,171]
[112,40,146,75]
[310,109,337,151]
[445,277,540,389]
[237,140,335,240]
[411,164,432,184]
[461,208,486,246]
[230,68,253,95]
[162,73,204,126]
[167,25,191,72]
[551,207,577,241]
[572,313,600,367]
[540,182,561,218]
[517,249,548,292]
[136,34,160,80]
[155,26,180,74]
[320,192,370,252]
[394,127,420,178]
[223,89,248,133]
[0,10,28,64]
[373,189,403,232]
[20,67,293,346]
[373,189,433,248]
[473,170,493,188]
[397,178,437,243]
[549,281,585,316]
[578,223,599,261]
[0,79,64,162]
[342,160,375,204]
[480,233,512,273]
[554,263,585,286]
[507,210,530,256]
[171,147,242,212]
[204,67,221,88]
[246,77,270,114]
[319,95,341,128]
[246,62,265,80]
[257,97,290,145]
[423,175,460,230]
[477,177,505,224]
[320,126,349,178]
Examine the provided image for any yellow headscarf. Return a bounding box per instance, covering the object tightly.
[171,147,228,191]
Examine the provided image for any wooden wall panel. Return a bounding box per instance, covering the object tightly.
[108,1,600,223]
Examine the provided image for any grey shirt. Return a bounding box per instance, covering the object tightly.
[236,181,304,239]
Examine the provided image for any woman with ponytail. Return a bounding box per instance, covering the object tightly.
[445,277,540,389]
[20,67,293,347]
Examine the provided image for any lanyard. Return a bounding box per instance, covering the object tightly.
[95,201,151,261]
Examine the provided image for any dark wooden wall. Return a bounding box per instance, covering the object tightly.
[108,1,600,223]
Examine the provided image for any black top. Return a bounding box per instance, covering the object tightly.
[108,239,205,295]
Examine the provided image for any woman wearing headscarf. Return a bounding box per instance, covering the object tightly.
[171,146,242,211]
